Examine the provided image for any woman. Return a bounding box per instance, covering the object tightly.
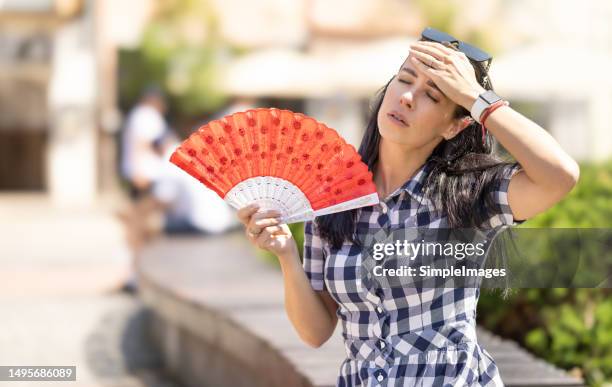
[237,28,579,386]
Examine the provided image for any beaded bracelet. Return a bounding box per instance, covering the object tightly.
[480,100,509,144]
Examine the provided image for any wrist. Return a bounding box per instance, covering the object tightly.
[461,87,486,111]
[278,244,300,264]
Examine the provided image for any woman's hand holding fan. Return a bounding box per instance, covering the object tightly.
[237,205,298,258]
[169,108,380,225]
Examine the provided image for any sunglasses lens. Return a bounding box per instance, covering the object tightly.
[421,27,456,44]
[420,27,493,66]
[458,42,491,63]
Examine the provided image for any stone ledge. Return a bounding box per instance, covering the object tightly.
[139,231,584,387]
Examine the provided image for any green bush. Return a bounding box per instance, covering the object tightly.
[478,160,612,386]
[118,0,240,116]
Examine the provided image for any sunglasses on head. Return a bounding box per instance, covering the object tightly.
[420,27,492,72]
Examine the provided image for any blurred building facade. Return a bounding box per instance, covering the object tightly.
[218,0,612,160]
[0,0,151,205]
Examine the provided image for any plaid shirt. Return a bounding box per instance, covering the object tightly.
[303,161,522,387]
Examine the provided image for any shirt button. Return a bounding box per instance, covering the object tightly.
[379,340,386,349]
[376,306,383,314]
[380,203,388,214]
[377,374,384,382]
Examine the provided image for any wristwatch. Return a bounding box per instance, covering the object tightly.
[470,90,503,124]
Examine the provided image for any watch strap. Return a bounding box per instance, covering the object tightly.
[470,90,502,124]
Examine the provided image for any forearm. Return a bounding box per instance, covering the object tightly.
[483,106,579,189]
[278,248,337,347]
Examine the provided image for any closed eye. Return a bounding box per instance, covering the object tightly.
[398,78,439,103]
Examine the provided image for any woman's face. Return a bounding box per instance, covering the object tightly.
[377,54,463,148]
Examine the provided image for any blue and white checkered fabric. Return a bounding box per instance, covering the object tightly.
[303,161,522,387]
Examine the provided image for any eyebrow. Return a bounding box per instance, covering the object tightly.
[401,67,443,94]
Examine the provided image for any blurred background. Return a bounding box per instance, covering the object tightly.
[1,0,611,386]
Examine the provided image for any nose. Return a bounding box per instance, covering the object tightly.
[400,90,414,109]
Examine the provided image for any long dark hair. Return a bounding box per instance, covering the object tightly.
[316,49,517,251]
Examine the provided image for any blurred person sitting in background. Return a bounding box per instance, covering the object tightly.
[143,131,240,235]
[118,130,240,293]
[117,96,257,292]
[120,85,168,200]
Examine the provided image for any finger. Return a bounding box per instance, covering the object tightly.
[270,223,292,237]
[245,227,258,242]
[263,225,283,235]
[410,55,439,77]
[409,50,441,70]
[253,218,280,229]
[417,40,456,56]
[411,42,448,60]
[417,43,464,66]
[237,204,259,224]
[251,209,282,221]
[255,227,275,247]
[249,211,281,234]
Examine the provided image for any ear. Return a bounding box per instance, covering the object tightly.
[441,116,474,140]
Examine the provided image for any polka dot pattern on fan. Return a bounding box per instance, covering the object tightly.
[170,108,379,223]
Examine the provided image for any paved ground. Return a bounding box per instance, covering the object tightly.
[0,194,181,387]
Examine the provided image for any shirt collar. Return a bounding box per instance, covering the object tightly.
[383,161,432,203]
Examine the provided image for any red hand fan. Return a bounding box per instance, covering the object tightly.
[169,108,379,224]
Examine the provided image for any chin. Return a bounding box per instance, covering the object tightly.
[378,126,412,146]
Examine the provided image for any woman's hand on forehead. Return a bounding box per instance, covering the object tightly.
[408,41,486,110]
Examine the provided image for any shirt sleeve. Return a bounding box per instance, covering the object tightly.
[302,220,326,291]
[480,163,525,229]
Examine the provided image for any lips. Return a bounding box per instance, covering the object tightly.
[387,111,408,126]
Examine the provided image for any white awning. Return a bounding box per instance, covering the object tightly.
[489,43,612,100]
[221,37,414,98]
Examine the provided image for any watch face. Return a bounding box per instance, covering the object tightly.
[481,90,502,104]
